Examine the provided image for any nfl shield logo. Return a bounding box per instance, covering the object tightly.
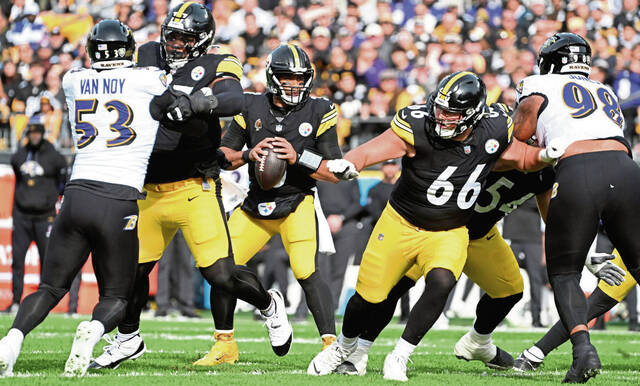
[258,202,276,216]
[378,233,384,241]
[276,124,283,132]
[464,146,471,154]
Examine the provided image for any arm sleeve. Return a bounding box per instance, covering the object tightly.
[210,78,244,117]
[316,126,342,159]
[220,118,247,150]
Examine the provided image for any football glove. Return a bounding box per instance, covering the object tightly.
[327,159,359,180]
[166,93,192,121]
[539,137,572,164]
[189,87,219,115]
[586,253,626,287]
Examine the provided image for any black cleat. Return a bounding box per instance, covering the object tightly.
[335,361,358,375]
[485,347,514,370]
[513,352,542,372]
[562,344,601,383]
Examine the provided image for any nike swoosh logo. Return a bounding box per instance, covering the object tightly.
[487,233,496,240]
[188,196,199,202]
[313,361,320,374]
[270,323,281,329]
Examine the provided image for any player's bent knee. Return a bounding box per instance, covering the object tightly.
[39,283,69,301]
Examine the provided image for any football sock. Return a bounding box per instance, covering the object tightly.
[473,292,523,334]
[535,287,617,355]
[12,283,67,335]
[119,262,156,334]
[341,292,370,338]
[357,338,373,354]
[116,329,139,342]
[360,276,415,342]
[401,268,456,346]
[548,273,587,336]
[209,289,237,330]
[524,346,545,363]
[392,338,416,361]
[6,328,24,350]
[298,272,336,336]
[261,297,276,317]
[87,320,106,346]
[569,330,590,347]
[337,333,357,349]
[92,297,127,333]
[469,327,491,345]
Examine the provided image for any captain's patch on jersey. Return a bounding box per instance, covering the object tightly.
[255,118,262,130]
[299,122,313,137]
[485,139,500,154]
[258,202,276,216]
[191,66,205,81]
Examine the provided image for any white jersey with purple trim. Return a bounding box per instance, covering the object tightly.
[63,66,168,191]
[516,73,625,147]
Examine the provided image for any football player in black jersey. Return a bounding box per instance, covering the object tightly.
[309,71,567,380]
[91,2,292,370]
[332,166,555,376]
[216,43,343,360]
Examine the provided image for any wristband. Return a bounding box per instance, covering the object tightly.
[242,150,251,163]
[297,148,323,171]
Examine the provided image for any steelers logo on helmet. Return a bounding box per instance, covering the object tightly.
[537,32,591,77]
[161,2,215,69]
[266,44,315,107]
[427,71,487,139]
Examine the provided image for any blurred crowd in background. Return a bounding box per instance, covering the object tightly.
[0,0,640,152]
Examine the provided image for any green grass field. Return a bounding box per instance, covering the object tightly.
[0,312,638,385]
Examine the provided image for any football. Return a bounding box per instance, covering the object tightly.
[255,147,287,190]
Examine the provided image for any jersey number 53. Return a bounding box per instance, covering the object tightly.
[75,99,136,148]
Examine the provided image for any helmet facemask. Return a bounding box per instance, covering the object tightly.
[432,96,484,139]
[161,24,213,69]
[269,70,313,106]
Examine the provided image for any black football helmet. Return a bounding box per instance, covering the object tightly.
[538,32,591,77]
[427,71,486,139]
[86,19,135,70]
[266,44,314,106]
[161,2,215,69]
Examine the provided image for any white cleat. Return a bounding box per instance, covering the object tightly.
[307,341,355,375]
[383,351,409,382]
[454,331,513,370]
[89,333,146,369]
[334,345,368,375]
[0,336,20,376]
[264,289,293,356]
[63,321,101,377]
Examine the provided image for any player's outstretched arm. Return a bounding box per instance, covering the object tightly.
[345,128,412,171]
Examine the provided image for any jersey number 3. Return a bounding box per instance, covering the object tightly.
[562,82,623,127]
[75,99,136,149]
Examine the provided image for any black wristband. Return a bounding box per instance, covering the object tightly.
[242,150,251,163]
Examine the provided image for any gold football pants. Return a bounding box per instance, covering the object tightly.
[138,177,231,268]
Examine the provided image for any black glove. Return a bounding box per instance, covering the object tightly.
[216,148,232,170]
[189,88,219,115]
[166,93,193,121]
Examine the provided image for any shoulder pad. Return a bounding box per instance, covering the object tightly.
[215,54,244,80]
[316,98,338,137]
[516,75,545,104]
[390,107,416,146]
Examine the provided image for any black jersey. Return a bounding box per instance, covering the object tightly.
[389,102,513,231]
[221,92,341,219]
[467,168,555,240]
[137,41,244,184]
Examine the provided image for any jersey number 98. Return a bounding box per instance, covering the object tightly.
[75,99,136,149]
[562,82,623,127]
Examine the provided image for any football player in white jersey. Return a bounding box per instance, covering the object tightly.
[0,20,184,377]
[513,32,640,383]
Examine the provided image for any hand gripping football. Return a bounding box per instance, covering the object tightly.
[255,147,287,190]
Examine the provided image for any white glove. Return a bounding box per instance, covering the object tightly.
[539,137,573,164]
[586,253,626,286]
[327,159,359,180]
